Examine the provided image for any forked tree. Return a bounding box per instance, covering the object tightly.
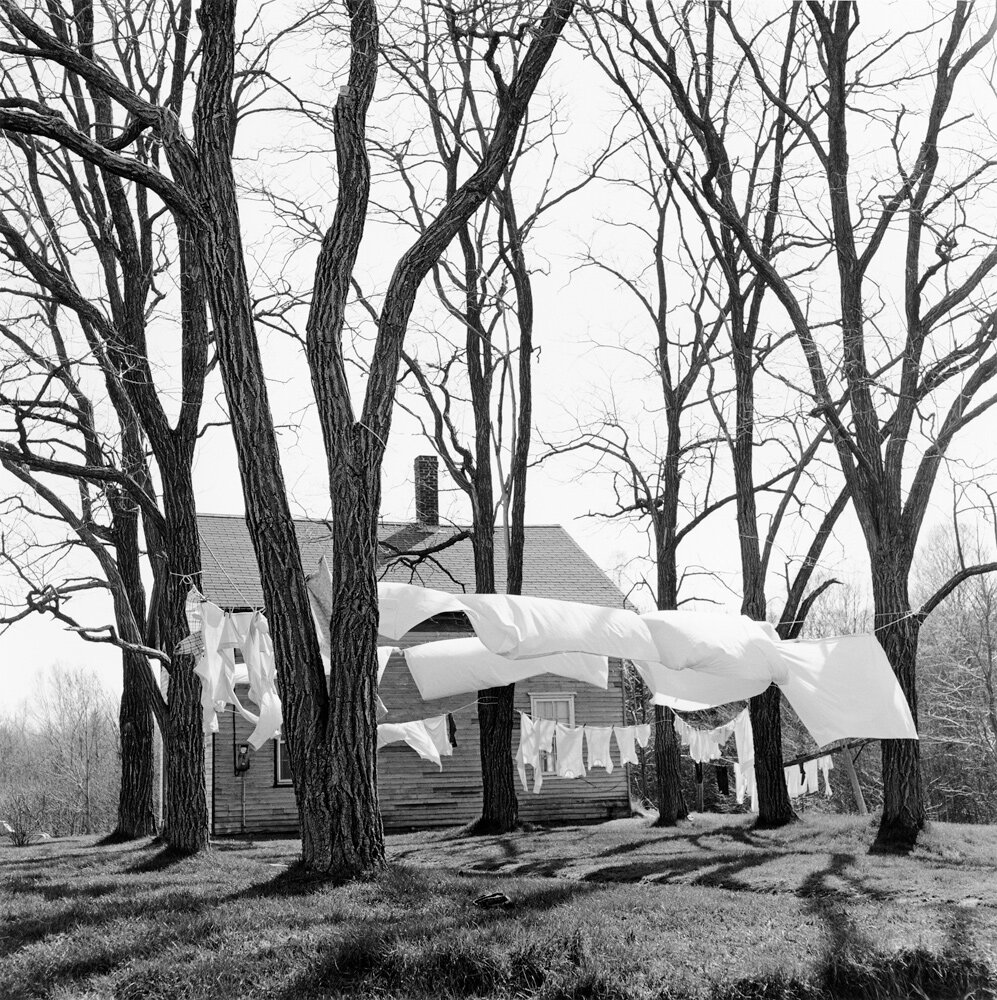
[0,0,573,876]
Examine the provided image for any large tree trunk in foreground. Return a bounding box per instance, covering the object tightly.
[190,0,343,873]
[310,457,385,877]
[749,686,795,827]
[115,650,157,838]
[872,563,924,850]
[474,684,519,833]
[653,704,688,825]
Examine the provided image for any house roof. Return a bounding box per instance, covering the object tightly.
[196,513,629,611]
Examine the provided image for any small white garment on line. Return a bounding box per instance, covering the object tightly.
[516,714,555,794]
[634,723,651,749]
[674,714,736,764]
[612,725,640,766]
[732,708,757,812]
[403,637,608,700]
[785,764,806,799]
[819,755,833,797]
[803,759,820,795]
[377,720,442,769]
[555,723,586,778]
[422,715,453,758]
[194,601,270,743]
[585,726,614,773]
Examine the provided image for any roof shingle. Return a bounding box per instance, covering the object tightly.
[197,514,629,611]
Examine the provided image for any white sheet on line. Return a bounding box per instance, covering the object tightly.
[458,592,660,661]
[775,634,918,745]
[638,659,769,712]
[377,580,466,640]
[403,636,608,700]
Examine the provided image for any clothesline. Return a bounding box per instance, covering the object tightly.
[515,713,652,794]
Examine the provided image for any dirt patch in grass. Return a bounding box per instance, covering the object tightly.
[1,818,996,999]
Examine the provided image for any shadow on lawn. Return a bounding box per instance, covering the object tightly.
[2,874,119,902]
[272,878,601,1000]
[714,851,997,1000]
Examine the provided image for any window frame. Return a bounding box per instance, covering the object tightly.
[274,734,293,786]
[529,692,576,775]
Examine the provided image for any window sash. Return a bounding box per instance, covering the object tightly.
[530,693,575,775]
[275,737,293,785]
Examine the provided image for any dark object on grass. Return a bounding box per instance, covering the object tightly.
[474,891,513,909]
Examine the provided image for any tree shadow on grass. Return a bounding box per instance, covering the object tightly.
[714,851,997,1000]
[269,874,599,1000]
[1,875,119,902]
[126,846,203,874]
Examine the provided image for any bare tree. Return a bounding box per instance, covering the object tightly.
[580,1,855,826]
[636,2,997,848]
[0,0,573,876]
[0,0,214,846]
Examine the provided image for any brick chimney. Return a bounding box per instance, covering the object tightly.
[414,455,439,526]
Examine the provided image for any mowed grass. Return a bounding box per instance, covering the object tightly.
[1,815,995,999]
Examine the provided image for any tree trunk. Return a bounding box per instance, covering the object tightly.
[472,684,519,834]
[749,685,795,827]
[110,453,158,841]
[653,704,687,825]
[188,0,339,873]
[115,649,157,838]
[156,462,210,852]
[872,564,924,850]
[160,714,207,852]
[307,458,385,878]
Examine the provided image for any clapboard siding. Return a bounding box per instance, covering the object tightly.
[211,623,630,835]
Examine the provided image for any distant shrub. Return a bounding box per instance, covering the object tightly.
[1,793,46,847]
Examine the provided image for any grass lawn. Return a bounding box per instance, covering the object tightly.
[2,814,996,999]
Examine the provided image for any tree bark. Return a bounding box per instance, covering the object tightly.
[111,446,158,840]
[749,685,795,827]
[314,455,385,876]
[190,0,342,872]
[474,684,519,833]
[156,462,210,853]
[872,557,924,850]
[652,704,687,825]
[115,649,157,838]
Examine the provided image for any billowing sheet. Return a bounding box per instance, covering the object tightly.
[459,592,659,661]
[775,634,918,745]
[377,581,466,640]
[637,659,769,712]
[641,611,786,683]
[403,636,609,700]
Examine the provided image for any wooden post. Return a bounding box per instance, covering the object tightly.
[840,748,867,815]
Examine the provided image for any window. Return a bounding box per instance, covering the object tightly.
[530,693,575,775]
[275,735,293,785]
